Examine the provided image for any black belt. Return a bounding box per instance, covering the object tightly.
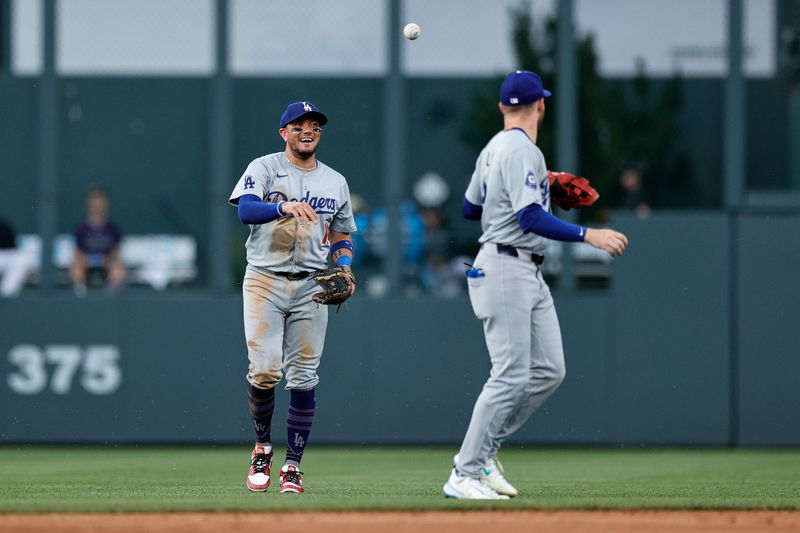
[271,271,311,280]
[495,244,544,266]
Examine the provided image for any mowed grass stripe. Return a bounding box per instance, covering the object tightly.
[0,447,798,511]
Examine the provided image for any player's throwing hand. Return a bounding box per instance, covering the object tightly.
[281,201,319,225]
[584,228,628,257]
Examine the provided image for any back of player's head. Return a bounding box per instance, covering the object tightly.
[500,70,552,106]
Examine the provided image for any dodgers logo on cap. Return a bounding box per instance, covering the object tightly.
[280,101,329,128]
[500,70,552,106]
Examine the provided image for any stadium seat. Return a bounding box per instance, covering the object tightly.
[18,234,198,290]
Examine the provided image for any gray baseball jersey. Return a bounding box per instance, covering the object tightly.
[465,128,550,254]
[230,151,356,391]
[229,152,357,272]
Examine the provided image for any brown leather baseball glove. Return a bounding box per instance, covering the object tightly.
[310,267,355,307]
[548,171,600,211]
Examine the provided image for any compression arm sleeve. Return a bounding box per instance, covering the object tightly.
[515,203,586,242]
[462,197,483,220]
[238,194,284,224]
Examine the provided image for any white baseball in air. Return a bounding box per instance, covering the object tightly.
[403,23,421,40]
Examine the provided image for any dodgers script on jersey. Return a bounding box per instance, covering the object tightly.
[465,128,550,254]
[229,152,357,272]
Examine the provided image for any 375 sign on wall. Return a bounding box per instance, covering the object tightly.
[6,345,122,395]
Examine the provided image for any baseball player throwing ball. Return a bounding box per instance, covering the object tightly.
[443,71,628,500]
[229,101,357,494]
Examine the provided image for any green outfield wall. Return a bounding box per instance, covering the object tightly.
[1,212,798,446]
[0,76,791,239]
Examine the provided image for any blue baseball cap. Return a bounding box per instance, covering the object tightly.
[279,101,328,129]
[499,70,552,106]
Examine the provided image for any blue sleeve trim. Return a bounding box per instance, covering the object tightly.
[462,197,483,220]
[515,203,586,242]
[335,255,353,267]
[238,194,283,224]
[330,239,354,255]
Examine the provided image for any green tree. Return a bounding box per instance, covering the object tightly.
[461,2,693,216]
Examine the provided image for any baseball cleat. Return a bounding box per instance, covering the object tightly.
[481,457,518,497]
[279,464,304,494]
[443,468,509,500]
[246,445,273,492]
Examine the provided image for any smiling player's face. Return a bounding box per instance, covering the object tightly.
[281,118,322,160]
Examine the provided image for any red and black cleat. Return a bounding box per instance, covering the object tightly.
[278,464,304,494]
[246,446,273,492]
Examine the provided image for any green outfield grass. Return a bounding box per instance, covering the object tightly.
[0,446,798,512]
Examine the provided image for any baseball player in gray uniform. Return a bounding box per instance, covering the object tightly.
[443,71,628,500]
[229,101,356,494]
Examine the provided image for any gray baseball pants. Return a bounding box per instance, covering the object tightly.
[455,244,566,477]
[242,265,328,391]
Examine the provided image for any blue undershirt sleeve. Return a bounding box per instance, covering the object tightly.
[515,203,587,242]
[462,197,483,220]
[237,194,284,224]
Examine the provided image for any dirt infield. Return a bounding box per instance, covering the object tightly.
[2,511,799,533]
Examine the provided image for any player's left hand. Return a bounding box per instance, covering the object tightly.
[548,171,599,210]
[310,266,356,307]
[343,266,356,297]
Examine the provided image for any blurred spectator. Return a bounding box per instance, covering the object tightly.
[413,171,465,296]
[359,171,471,297]
[69,186,126,296]
[399,200,426,292]
[0,217,34,297]
[368,201,426,295]
[348,194,371,269]
[413,171,450,211]
[618,165,651,218]
[419,206,448,257]
[418,205,462,297]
